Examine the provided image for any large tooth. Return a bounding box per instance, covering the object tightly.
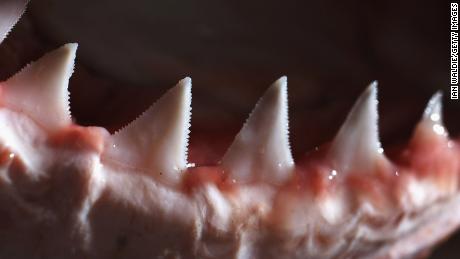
[103,78,192,186]
[328,81,383,173]
[1,43,76,131]
[0,0,29,44]
[222,77,294,184]
[420,91,447,136]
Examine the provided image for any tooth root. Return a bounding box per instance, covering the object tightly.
[1,43,76,131]
[328,81,383,173]
[420,91,447,136]
[0,0,29,44]
[103,78,192,186]
[222,76,294,184]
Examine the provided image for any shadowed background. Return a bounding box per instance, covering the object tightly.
[0,0,457,257]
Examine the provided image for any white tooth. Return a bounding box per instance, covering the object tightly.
[0,0,29,43]
[328,81,382,173]
[421,91,447,136]
[1,44,76,131]
[423,91,442,121]
[222,77,294,184]
[103,78,192,186]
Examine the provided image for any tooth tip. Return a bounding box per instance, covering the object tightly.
[416,90,448,137]
[277,76,288,85]
[174,77,192,98]
[59,43,78,70]
[267,76,288,101]
[181,77,192,84]
[274,76,287,89]
[370,80,378,88]
[347,81,379,123]
[423,91,443,121]
[66,42,79,49]
[364,81,378,99]
[181,77,192,94]
[62,43,78,57]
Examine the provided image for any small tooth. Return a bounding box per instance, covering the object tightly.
[103,78,192,186]
[328,81,382,173]
[421,91,447,136]
[0,0,29,43]
[1,44,76,131]
[222,77,294,184]
[423,91,442,121]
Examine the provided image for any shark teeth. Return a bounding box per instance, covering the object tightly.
[0,0,28,44]
[221,77,294,184]
[327,81,383,174]
[421,91,447,137]
[103,78,192,186]
[1,43,76,131]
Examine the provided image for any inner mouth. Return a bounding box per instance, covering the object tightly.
[0,0,458,257]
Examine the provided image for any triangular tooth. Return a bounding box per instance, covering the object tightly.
[420,91,447,136]
[0,0,29,44]
[328,81,383,173]
[103,78,192,186]
[222,76,294,184]
[423,91,442,121]
[1,43,76,131]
